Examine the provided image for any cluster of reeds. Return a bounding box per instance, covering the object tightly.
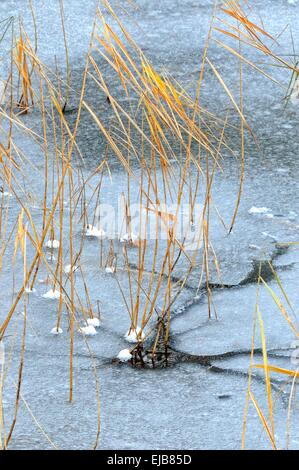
[80,0,246,363]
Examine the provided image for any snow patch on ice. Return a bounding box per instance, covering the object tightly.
[45,239,60,249]
[87,317,101,328]
[124,326,145,343]
[79,324,97,336]
[43,289,62,300]
[249,244,260,250]
[117,349,132,362]
[64,264,78,274]
[51,327,63,335]
[105,266,116,274]
[248,206,272,215]
[25,287,36,294]
[85,224,106,238]
[120,232,139,244]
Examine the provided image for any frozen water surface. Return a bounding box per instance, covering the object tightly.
[0,0,298,450]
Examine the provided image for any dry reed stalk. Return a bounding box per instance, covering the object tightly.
[5,213,27,447]
[59,0,71,112]
[14,33,34,114]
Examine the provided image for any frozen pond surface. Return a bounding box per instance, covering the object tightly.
[0,0,299,450]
